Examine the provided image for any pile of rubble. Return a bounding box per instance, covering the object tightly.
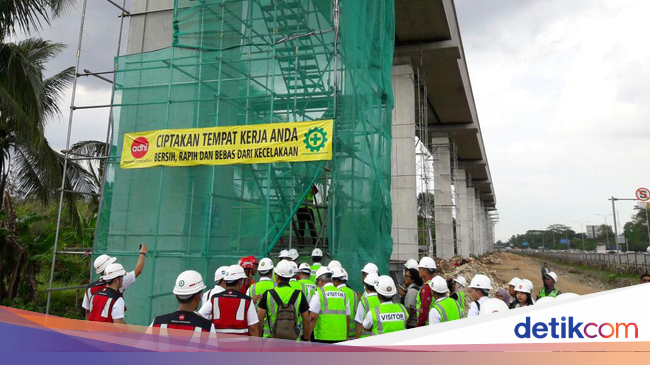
[435,253,506,289]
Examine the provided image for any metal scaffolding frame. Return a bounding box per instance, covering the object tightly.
[45,0,131,315]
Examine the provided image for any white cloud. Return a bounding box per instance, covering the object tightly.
[456,0,650,240]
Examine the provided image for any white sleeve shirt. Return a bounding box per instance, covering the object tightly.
[309,292,322,314]
[428,298,445,324]
[120,271,136,292]
[82,289,91,310]
[198,299,213,320]
[354,302,366,324]
[246,303,259,326]
[468,296,488,317]
[112,297,125,320]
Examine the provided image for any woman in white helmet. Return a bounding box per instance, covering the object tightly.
[509,280,534,309]
[467,274,493,317]
[150,270,215,333]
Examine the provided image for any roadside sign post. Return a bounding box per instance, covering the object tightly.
[635,188,650,248]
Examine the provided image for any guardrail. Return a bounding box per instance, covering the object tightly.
[523,251,650,275]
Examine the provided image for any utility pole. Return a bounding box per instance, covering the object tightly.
[609,197,638,252]
[596,214,611,247]
[574,221,587,251]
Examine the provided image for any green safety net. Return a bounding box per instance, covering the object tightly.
[94,0,394,325]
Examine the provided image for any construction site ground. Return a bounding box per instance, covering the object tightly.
[438,252,638,296]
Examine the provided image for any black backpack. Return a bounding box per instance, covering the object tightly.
[268,289,301,340]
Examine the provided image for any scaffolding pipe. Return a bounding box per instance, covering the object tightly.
[46,0,89,315]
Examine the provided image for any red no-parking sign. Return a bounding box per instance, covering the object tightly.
[636,187,650,201]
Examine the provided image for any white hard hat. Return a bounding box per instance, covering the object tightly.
[404,259,418,270]
[328,260,342,269]
[315,266,332,281]
[363,272,379,286]
[225,265,247,281]
[508,277,522,287]
[544,271,558,283]
[214,266,228,282]
[469,274,493,290]
[374,275,397,297]
[274,260,295,279]
[556,293,579,301]
[288,248,299,260]
[94,254,117,275]
[101,263,126,281]
[361,263,379,274]
[331,266,348,280]
[278,249,291,259]
[418,257,437,270]
[311,248,323,257]
[173,270,206,296]
[514,280,533,294]
[289,261,299,276]
[453,276,467,288]
[258,258,274,273]
[522,279,534,291]
[535,297,556,305]
[479,298,509,315]
[429,276,448,294]
[298,263,312,274]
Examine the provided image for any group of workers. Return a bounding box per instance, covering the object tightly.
[85,246,570,342]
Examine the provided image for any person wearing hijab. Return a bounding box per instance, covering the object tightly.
[496,288,510,305]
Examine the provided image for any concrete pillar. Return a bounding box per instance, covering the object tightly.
[127,0,174,54]
[466,185,476,256]
[456,170,472,257]
[432,137,454,259]
[390,65,418,262]
[473,196,481,256]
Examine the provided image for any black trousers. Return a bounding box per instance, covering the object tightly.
[297,207,318,239]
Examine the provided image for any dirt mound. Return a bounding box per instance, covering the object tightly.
[436,253,506,289]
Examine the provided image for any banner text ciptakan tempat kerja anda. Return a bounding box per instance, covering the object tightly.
[120,120,333,169]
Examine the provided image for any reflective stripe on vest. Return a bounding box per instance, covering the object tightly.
[371,303,407,335]
[251,280,276,300]
[432,297,462,323]
[454,291,466,318]
[211,293,251,334]
[314,286,347,341]
[339,285,359,337]
[539,288,559,298]
[360,294,381,337]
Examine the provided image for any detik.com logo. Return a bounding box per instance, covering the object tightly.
[515,317,638,339]
[131,137,149,159]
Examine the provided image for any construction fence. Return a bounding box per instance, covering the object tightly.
[527,251,650,275]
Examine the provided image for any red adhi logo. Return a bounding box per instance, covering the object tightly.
[131,137,149,159]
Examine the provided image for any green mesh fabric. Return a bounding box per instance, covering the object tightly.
[94,0,394,325]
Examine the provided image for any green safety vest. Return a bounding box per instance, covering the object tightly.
[302,190,315,210]
[453,291,466,318]
[264,285,304,340]
[538,287,559,298]
[250,279,276,302]
[431,297,462,323]
[298,279,317,301]
[370,303,408,335]
[309,263,322,282]
[250,279,277,337]
[289,280,302,293]
[415,279,432,324]
[359,293,381,338]
[338,285,359,338]
[314,285,348,341]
